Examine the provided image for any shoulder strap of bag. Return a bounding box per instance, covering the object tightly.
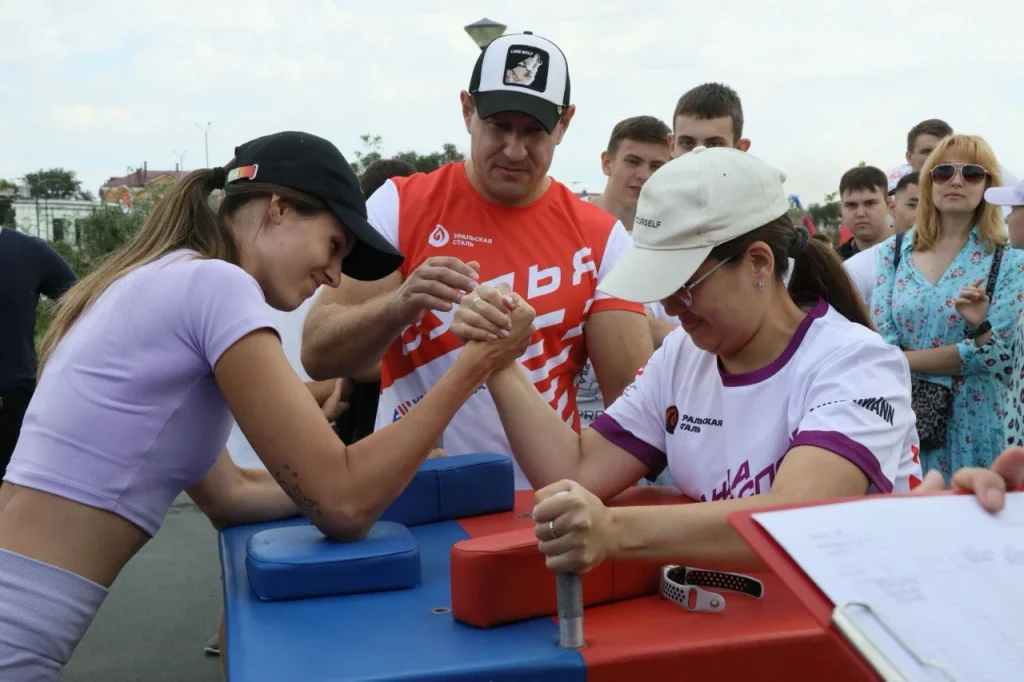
[985,245,1005,299]
[893,231,905,271]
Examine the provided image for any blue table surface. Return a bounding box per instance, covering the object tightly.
[220,516,586,682]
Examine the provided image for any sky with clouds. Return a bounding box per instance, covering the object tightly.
[3,0,1022,205]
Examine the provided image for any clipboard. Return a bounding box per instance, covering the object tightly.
[729,494,961,682]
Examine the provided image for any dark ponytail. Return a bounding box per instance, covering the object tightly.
[708,214,874,330]
[788,232,873,329]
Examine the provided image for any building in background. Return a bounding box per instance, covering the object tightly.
[100,162,187,209]
[11,188,99,242]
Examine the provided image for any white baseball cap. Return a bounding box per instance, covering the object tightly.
[985,178,1024,207]
[597,146,790,304]
[468,32,570,133]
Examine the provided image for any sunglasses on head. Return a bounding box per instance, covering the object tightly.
[930,163,989,185]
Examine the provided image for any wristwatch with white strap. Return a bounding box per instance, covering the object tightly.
[660,565,765,613]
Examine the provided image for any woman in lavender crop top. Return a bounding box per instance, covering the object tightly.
[0,131,533,681]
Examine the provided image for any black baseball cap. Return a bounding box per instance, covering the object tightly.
[226,131,404,281]
[468,32,571,134]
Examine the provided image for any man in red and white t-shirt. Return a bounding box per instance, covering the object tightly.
[302,32,652,488]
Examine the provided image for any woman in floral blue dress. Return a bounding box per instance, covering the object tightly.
[871,134,1024,481]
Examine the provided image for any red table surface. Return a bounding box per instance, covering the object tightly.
[451,489,875,682]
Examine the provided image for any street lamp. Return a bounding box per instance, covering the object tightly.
[172,149,187,171]
[194,121,212,168]
[464,18,506,49]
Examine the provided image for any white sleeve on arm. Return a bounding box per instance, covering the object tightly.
[182,260,279,367]
[593,220,632,302]
[589,341,673,478]
[844,247,876,305]
[365,180,401,251]
[790,340,918,493]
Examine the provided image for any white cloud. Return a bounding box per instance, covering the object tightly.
[49,105,137,132]
[104,107,133,122]
[3,0,1023,204]
[51,105,97,130]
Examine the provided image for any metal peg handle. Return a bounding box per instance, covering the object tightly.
[552,491,584,648]
[556,572,584,648]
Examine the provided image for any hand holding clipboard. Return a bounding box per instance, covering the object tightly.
[913,446,1024,511]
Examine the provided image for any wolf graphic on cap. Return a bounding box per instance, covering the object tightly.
[505,52,542,86]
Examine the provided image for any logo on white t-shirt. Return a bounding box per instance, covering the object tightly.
[665,408,724,435]
[428,224,450,248]
[393,394,425,421]
[811,396,895,426]
[854,397,895,425]
[665,406,679,434]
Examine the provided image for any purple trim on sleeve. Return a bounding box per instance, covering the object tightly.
[590,414,667,478]
[790,429,893,493]
[719,297,828,387]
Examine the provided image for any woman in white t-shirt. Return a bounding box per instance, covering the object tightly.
[452,147,921,573]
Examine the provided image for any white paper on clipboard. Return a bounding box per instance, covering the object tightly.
[752,492,1024,682]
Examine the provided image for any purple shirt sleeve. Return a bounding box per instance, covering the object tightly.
[790,430,892,493]
[181,259,278,367]
[591,413,668,477]
[793,338,918,494]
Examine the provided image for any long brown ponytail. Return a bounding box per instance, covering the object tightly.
[37,168,234,374]
[708,214,874,330]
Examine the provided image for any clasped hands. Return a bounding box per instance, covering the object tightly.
[450,281,538,373]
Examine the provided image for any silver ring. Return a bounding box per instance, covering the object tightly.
[471,297,485,312]
[548,520,557,540]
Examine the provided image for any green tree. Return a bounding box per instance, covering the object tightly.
[350,135,464,176]
[395,143,465,173]
[787,190,843,246]
[351,134,383,176]
[70,205,148,269]
[24,168,88,200]
[805,191,842,243]
[0,179,17,226]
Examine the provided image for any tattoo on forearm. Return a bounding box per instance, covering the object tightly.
[274,464,323,517]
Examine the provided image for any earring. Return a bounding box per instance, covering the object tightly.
[757,280,765,292]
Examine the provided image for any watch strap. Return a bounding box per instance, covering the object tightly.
[966,320,992,340]
[660,578,726,613]
[660,565,765,613]
[676,566,765,599]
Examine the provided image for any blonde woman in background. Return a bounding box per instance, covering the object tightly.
[871,135,1024,481]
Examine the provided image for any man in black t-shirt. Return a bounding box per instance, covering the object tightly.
[835,166,893,261]
[0,225,77,475]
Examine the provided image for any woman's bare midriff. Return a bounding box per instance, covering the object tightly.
[0,483,150,588]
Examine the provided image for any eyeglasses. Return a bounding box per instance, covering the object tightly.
[930,163,990,185]
[667,257,732,308]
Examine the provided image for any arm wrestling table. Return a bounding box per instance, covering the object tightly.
[219,484,879,681]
